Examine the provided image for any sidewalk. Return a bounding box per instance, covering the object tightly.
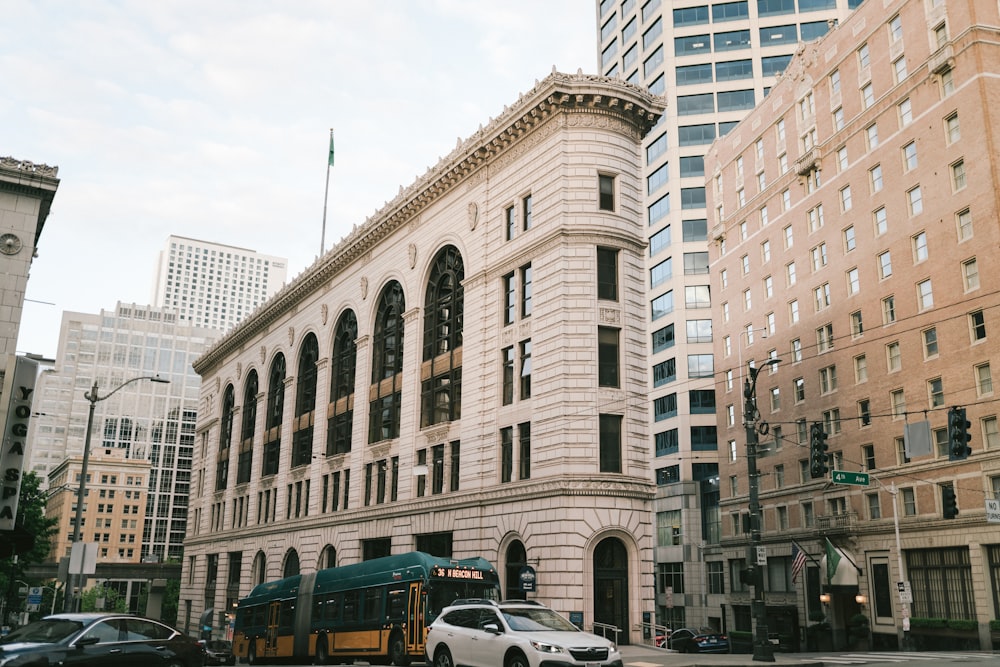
[620,643,821,667]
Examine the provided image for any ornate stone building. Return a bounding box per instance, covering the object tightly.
[181,72,664,643]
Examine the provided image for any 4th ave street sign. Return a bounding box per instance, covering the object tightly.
[833,470,870,486]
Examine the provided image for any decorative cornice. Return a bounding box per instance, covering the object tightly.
[194,71,665,373]
[0,156,60,179]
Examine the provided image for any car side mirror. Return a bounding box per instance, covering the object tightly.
[482,623,501,634]
[75,637,101,648]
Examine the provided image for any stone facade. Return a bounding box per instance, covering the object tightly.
[181,72,664,643]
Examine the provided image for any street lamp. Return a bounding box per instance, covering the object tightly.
[64,375,169,612]
[744,357,780,662]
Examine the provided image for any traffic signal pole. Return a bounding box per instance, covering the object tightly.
[743,358,780,662]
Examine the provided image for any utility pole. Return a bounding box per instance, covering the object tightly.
[744,358,780,662]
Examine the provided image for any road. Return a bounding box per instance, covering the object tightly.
[265,647,997,667]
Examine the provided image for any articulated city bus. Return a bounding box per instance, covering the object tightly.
[233,551,500,665]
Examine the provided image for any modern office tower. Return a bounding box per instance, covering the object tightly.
[31,302,218,562]
[181,72,663,644]
[150,235,288,332]
[708,0,1000,651]
[0,155,59,357]
[595,0,858,632]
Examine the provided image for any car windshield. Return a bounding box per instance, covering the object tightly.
[208,640,231,649]
[0,619,84,644]
[502,608,579,632]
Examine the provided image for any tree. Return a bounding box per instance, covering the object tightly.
[0,472,59,618]
[80,585,128,613]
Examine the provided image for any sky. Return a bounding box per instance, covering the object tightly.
[4,0,597,360]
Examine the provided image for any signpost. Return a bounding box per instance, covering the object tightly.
[832,470,870,486]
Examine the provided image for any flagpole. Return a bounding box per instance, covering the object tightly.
[321,128,334,255]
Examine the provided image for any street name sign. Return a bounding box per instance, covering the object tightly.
[832,470,870,486]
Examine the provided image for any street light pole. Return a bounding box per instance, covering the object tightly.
[744,358,780,662]
[64,375,169,612]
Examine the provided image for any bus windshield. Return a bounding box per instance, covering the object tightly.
[426,581,501,616]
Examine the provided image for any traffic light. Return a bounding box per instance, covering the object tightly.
[948,406,972,460]
[942,485,958,519]
[809,422,829,479]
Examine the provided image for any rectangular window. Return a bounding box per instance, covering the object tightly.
[518,424,530,480]
[923,327,939,357]
[854,354,868,384]
[963,258,980,291]
[520,264,532,317]
[878,251,892,279]
[882,296,896,324]
[970,311,987,342]
[957,208,973,241]
[887,341,902,372]
[505,206,516,241]
[503,273,515,325]
[599,414,622,473]
[917,279,933,310]
[519,340,531,399]
[977,363,993,396]
[598,327,620,388]
[952,160,967,191]
[599,174,615,211]
[501,347,514,405]
[522,194,532,231]
[912,231,928,262]
[597,247,619,300]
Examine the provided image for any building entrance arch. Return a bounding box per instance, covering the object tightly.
[593,536,629,645]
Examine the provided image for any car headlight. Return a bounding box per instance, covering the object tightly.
[530,641,565,654]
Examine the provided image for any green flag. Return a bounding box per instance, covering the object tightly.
[328,130,335,166]
[825,537,841,582]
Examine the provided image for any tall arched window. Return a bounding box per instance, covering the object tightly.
[292,333,319,467]
[217,384,234,491]
[505,540,527,600]
[237,370,258,484]
[263,353,286,476]
[421,246,464,427]
[282,548,300,578]
[319,545,337,570]
[369,281,405,443]
[328,311,357,455]
[252,551,267,585]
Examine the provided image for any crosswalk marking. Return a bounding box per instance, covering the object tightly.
[801,651,993,665]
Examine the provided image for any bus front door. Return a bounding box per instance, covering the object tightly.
[265,601,281,657]
[406,582,424,655]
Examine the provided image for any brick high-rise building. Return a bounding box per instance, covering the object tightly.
[707,0,1000,651]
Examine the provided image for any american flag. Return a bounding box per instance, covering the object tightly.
[791,543,807,583]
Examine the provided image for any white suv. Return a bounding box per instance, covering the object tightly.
[425,599,622,667]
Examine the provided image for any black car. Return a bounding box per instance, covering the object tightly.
[0,613,206,666]
[202,639,235,666]
[665,627,729,653]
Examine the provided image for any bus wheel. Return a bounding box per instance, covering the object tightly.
[433,646,454,667]
[388,631,409,666]
[315,635,329,665]
[505,649,529,667]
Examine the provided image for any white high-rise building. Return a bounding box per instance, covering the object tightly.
[595,0,858,632]
[151,236,288,332]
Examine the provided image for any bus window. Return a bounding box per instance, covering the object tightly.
[363,588,382,623]
[387,584,407,621]
[343,591,359,623]
[279,600,295,632]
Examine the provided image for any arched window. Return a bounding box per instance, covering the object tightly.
[282,548,300,578]
[505,540,527,600]
[328,311,357,456]
[369,281,405,443]
[237,370,258,484]
[217,384,234,491]
[263,353,286,476]
[319,545,337,570]
[292,334,319,468]
[252,551,267,585]
[421,246,464,427]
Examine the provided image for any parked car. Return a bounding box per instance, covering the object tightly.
[426,599,623,667]
[202,639,235,665]
[664,627,729,653]
[0,613,206,666]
